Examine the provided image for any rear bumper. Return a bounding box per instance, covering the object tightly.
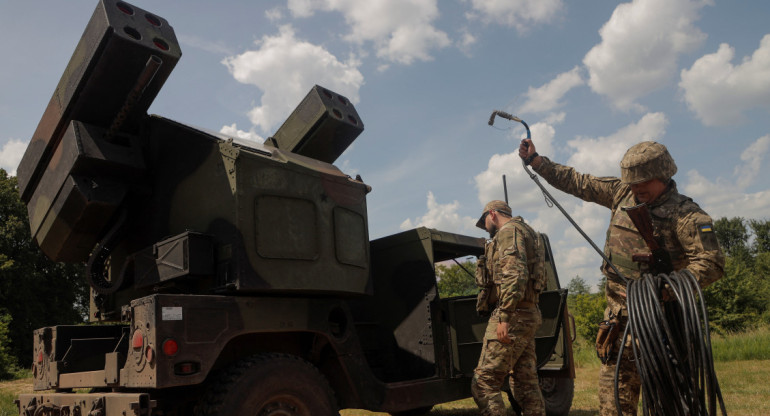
[17,392,154,416]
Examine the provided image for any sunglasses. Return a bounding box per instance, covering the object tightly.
[481,209,510,223]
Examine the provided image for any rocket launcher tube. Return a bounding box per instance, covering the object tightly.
[16,0,181,202]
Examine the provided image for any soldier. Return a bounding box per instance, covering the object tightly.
[518,140,725,415]
[471,200,545,416]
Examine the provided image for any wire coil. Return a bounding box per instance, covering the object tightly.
[618,270,727,416]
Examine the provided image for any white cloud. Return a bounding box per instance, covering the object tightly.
[474,119,558,209]
[0,139,26,176]
[683,134,770,220]
[566,112,667,176]
[518,66,584,114]
[583,0,709,111]
[287,0,315,18]
[679,34,770,126]
[178,34,235,55]
[457,28,478,55]
[265,7,284,21]
[222,25,364,134]
[400,192,477,234]
[467,0,565,32]
[543,112,566,126]
[219,124,264,142]
[734,134,770,189]
[288,0,451,65]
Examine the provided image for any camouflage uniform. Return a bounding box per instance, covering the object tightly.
[471,217,546,416]
[532,142,724,416]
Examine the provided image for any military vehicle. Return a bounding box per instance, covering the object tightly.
[14,1,574,415]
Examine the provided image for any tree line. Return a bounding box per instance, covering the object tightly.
[0,170,89,379]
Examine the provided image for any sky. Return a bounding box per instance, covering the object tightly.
[1,0,769,290]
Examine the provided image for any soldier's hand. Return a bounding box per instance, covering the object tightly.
[496,322,511,344]
[519,139,536,160]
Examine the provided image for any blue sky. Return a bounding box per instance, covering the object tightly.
[1,0,769,289]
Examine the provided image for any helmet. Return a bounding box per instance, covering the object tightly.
[475,200,512,229]
[620,141,677,184]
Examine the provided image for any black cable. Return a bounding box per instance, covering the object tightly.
[622,270,727,416]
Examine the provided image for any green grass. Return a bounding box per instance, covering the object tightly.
[711,326,770,361]
[0,391,17,416]
[572,341,600,369]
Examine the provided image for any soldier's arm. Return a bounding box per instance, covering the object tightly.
[496,224,530,322]
[533,156,620,209]
[676,211,725,287]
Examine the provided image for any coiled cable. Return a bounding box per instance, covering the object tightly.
[618,270,727,415]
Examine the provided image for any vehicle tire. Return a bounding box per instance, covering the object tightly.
[194,353,338,416]
[390,406,433,416]
[539,376,574,416]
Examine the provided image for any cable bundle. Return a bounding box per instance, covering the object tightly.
[618,269,727,416]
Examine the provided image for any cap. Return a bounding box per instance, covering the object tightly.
[475,200,512,229]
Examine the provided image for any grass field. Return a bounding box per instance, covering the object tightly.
[3,329,770,415]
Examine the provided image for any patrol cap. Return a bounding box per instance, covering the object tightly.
[475,200,512,229]
[620,141,677,184]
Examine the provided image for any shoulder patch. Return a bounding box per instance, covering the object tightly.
[697,223,719,251]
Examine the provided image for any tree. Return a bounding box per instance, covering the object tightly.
[566,275,606,343]
[436,259,477,298]
[0,169,88,375]
[713,217,751,260]
[705,217,770,333]
[748,219,770,254]
[566,276,590,295]
[753,252,770,325]
[703,255,767,333]
[0,311,17,379]
[570,292,606,343]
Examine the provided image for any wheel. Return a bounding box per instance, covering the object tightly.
[194,353,338,416]
[539,376,574,416]
[390,406,433,416]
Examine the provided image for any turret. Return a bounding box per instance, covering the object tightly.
[16,0,371,322]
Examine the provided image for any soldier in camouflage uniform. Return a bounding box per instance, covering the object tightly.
[518,140,725,416]
[471,200,546,416]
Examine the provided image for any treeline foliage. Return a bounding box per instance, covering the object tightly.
[0,170,88,379]
[566,276,606,343]
[436,260,477,297]
[705,217,770,333]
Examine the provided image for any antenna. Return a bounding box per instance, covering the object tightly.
[502,174,509,205]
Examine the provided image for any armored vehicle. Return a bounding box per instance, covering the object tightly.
[14,1,574,415]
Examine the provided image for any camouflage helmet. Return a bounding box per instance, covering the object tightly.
[620,141,677,184]
[475,200,512,229]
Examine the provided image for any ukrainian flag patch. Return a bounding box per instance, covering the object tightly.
[698,223,719,250]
